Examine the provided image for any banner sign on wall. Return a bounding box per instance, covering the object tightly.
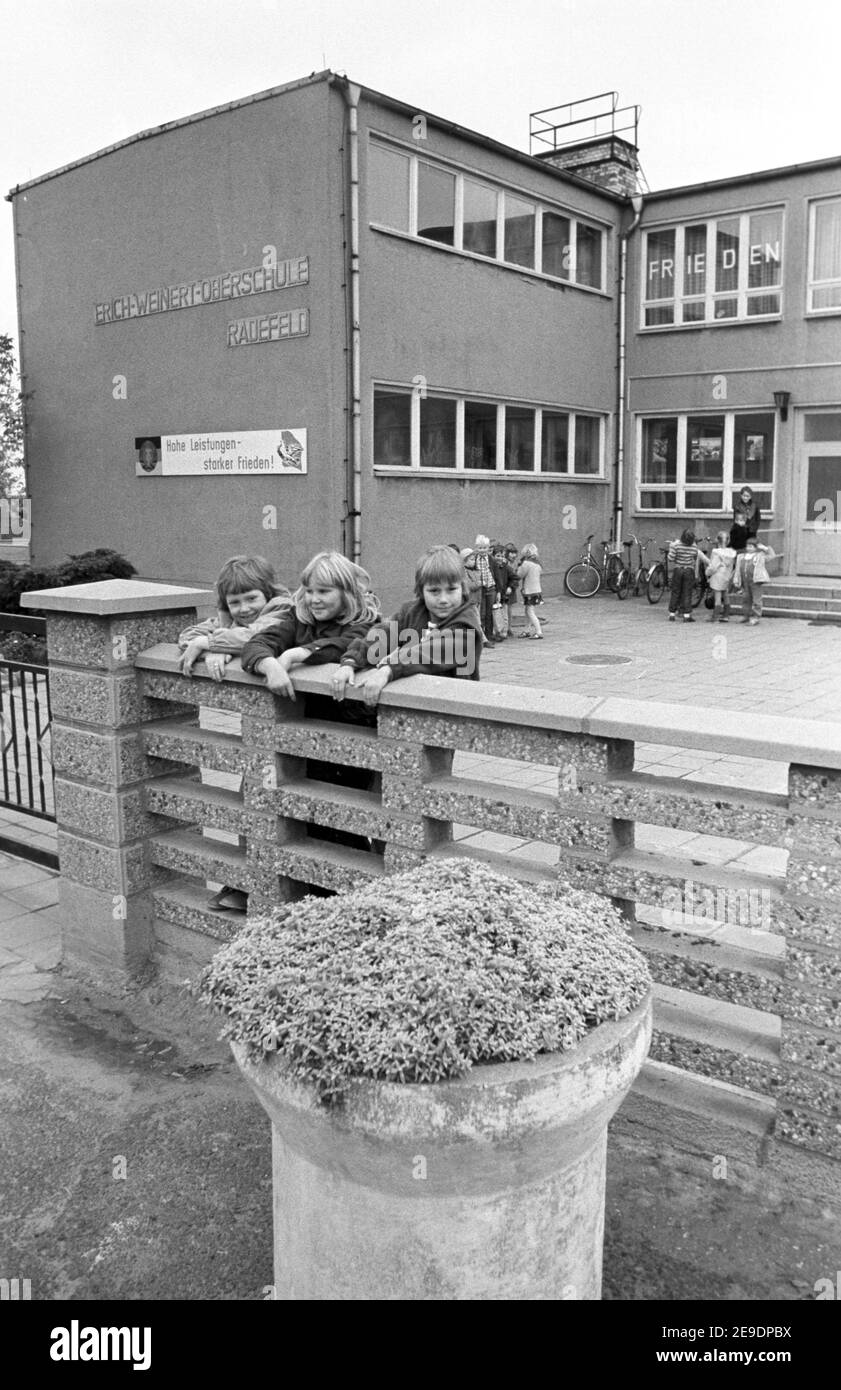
[135,430,306,476]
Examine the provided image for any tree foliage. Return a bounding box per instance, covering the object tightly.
[0,334,25,495]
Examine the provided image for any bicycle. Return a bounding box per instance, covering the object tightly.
[616,535,657,600]
[646,535,712,607]
[564,534,625,599]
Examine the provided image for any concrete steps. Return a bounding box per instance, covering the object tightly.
[761,580,841,620]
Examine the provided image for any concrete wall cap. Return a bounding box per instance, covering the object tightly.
[134,645,841,767]
[21,579,214,615]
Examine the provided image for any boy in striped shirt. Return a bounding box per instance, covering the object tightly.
[667,529,709,622]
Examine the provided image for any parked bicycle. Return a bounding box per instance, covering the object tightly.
[564,535,625,598]
[646,534,712,607]
[615,535,657,600]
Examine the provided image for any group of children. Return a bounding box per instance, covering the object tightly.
[460,538,545,640]
[178,542,542,908]
[667,488,772,626]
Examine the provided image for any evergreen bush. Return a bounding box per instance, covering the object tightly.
[198,859,651,1105]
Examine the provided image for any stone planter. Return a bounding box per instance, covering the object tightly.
[233,992,652,1301]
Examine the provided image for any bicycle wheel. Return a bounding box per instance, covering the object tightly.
[615,568,630,600]
[604,552,624,593]
[564,561,601,598]
[632,566,646,597]
[690,577,705,609]
[646,565,667,604]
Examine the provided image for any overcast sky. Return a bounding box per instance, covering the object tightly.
[3,0,840,340]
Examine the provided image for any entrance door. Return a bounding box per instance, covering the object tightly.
[797,414,841,576]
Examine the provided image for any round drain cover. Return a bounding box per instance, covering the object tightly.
[565,654,633,666]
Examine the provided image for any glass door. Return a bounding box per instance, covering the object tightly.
[797,414,841,576]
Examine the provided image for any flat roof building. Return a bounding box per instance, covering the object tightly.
[8,71,841,601]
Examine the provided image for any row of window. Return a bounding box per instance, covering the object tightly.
[368,138,841,326]
[638,412,774,513]
[368,142,607,291]
[643,197,841,325]
[373,388,604,475]
[372,392,783,514]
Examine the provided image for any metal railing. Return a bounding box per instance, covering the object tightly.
[0,614,54,822]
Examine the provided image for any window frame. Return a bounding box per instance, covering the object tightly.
[635,409,776,514]
[373,383,607,479]
[640,205,785,329]
[367,135,609,294]
[806,195,841,316]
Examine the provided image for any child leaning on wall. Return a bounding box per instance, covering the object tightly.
[705,531,737,623]
[332,544,484,709]
[241,551,383,852]
[178,554,292,681]
[177,554,292,912]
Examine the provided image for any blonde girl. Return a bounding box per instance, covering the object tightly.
[517,543,544,638]
[241,551,380,700]
[179,554,292,681]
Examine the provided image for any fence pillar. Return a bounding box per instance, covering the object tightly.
[21,579,212,986]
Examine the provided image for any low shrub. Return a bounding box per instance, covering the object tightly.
[197,859,651,1104]
[0,548,136,614]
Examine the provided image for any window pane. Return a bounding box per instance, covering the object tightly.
[576,224,602,288]
[542,211,571,279]
[464,402,497,469]
[417,163,455,245]
[805,414,841,442]
[746,293,780,316]
[420,398,457,468]
[640,490,676,510]
[813,201,841,281]
[684,491,723,511]
[682,301,705,323]
[503,194,535,268]
[642,419,677,484]
[715,219,739,293]
[733,413,774,484]
[812,285,841,310]
[463,179,497,257]
[686,418,724,482]
[368,144,411,232]
[574,415,600,474]
[541,412,569,471]
[683,225,707,298]
[374,391,411,466]
[503,407,534,471]
[645,304,674,326]
[748,210,782,289]
[645,229,676,302]
[713,297,738,320]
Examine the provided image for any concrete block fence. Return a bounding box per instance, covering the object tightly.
[22,581,841,1175]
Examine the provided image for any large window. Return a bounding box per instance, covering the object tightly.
[642,208,783,327]
[637,412,774,513]
[368,139,607,291]
[808,198,841,313]
[374,386,604,476]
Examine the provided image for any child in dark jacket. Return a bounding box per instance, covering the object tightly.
[241,551,380,694]
[332,545,484,708]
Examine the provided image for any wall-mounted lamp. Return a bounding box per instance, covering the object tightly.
[773,389,791,422]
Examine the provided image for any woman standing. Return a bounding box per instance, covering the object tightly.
[734,486,761,541]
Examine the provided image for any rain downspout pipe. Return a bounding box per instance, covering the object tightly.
[339,79,363,565]
[614,193,644,544]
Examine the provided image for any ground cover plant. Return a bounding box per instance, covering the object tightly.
[198,859,651,1104]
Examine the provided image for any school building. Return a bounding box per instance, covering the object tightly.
[7,71,841,604]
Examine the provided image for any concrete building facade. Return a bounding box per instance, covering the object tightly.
[8,71,841,601]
